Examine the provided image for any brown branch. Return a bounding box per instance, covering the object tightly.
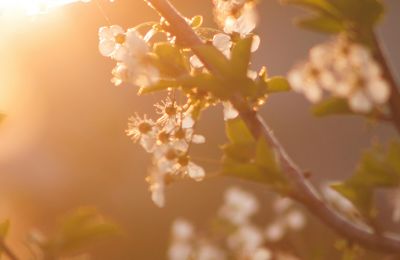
[144,0,400,254]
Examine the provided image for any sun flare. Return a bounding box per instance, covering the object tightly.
[0,0,87,15]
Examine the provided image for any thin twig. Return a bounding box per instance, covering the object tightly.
[144,0,400,254]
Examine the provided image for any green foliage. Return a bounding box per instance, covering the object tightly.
[191,44,231,77]
[263,76,291,93]
[225,118,254,144]
[0,220,10,258]
[231,37,253,78]
[296,15,345,34]
[153,42,188,77]
[331,141,400,218]
[40,207,119,258]
[190,15,203,29]
[222,118,288,191]
[312,98,353,117]
[283,0,385,41]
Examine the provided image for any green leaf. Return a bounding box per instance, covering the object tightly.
[0,220,9,238]
[45,207,119,257]
[192,44,231,77]
[331,182,373,217]
[0,220,10,258]
[138,79,180,95]
[296,15,345,34]
[153,42,187,77]
[328,0,384,27]
[387,141,400,175]
[190,15,203,28]
[231,37,253,78]
[265,76,291,93]
[331,140,400,219]
[222,143,254,162]
[222,157,267,183]
[312,98,352,117]
[282,0,337,16]
[225,118,255,144]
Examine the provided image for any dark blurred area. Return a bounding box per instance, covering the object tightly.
[0,0,399,259]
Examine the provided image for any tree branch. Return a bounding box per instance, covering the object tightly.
[144,0,400,254]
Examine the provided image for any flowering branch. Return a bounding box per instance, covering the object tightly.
[144,0,400,254]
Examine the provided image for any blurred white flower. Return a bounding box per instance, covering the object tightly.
[168,242,193,260]
[197,243,226,260]
[219,187,259,225]
[228,224,264,253]
[265,221,285,242]
[172,218,195,241]
[288,36,390,113]
[251,248,272,260]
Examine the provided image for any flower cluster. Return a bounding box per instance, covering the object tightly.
[126,98,206,207]
[168,187,306,260]
[212,0,258,38]
[288,36,391,113]
[98,25,159,87]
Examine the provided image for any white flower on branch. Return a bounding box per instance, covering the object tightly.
[288,36,391,113]
[99,25,159,87]
[223,3,258,38]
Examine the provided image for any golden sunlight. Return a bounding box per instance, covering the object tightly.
[0,0,87,15]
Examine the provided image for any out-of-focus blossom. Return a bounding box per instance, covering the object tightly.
[288,36,390,113]
[219,187,259,225]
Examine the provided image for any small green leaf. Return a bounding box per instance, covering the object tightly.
[153,42,187,77]
[231,36,253,78]
[256,138,279,172]
[222,143,254,162]
[328,0,384,28]
[0,220,10,238]
[0,220,10,258]
[282,0,337,16]
[138,79,180,95]
[45,207,119,257]
[312,98,352,117]
[265,76,291,93]
[192,44,231,77]
[296,15,345,34]
[222,157,269,184]
[190,15,203,28]
[387,141,400,176]
[331,182,373,217]
[225,118,255,144]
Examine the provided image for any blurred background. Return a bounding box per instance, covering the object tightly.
[0,0,399,259]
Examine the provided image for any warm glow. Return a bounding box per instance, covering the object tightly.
[0,0,87,15]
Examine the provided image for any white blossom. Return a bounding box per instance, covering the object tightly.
[288,36,391,113]
[219,187,259,225]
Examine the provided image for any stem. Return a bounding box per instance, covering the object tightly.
[0,239,19,260]
[372,32,400,133]
[144,0,400,254]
